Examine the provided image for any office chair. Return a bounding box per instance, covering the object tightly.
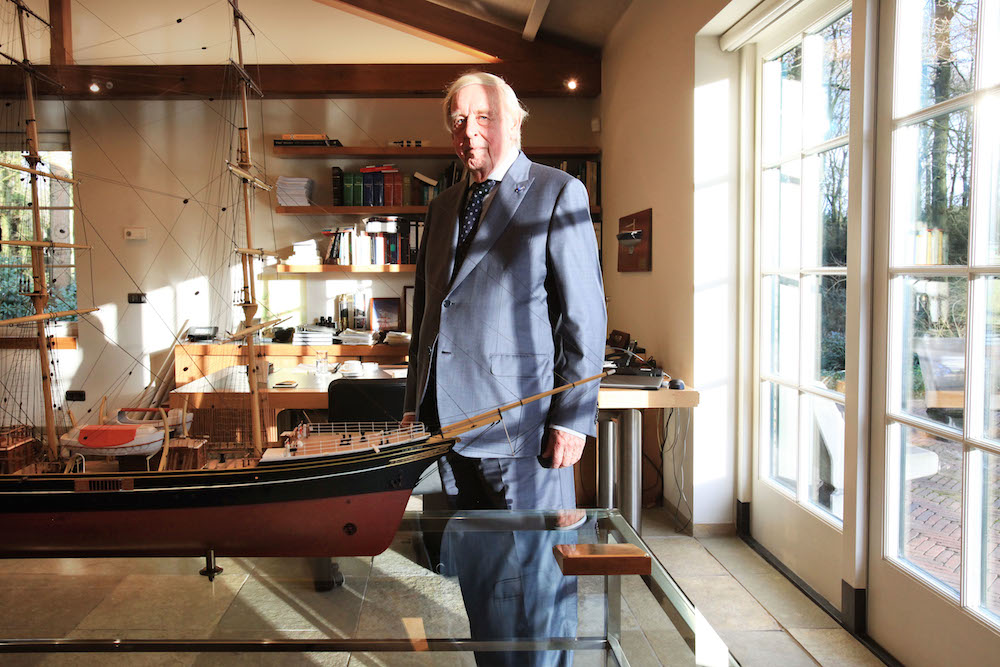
[327,377,407,422]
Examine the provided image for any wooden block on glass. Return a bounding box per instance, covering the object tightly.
[552,543,651,576]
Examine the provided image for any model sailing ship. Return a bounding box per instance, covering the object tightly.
[0,0,604,560]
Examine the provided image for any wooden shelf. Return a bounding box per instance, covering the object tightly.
[276,205,427,215]
[0,336,77,350]
[273,264,415,274]
[276,205,600,216]
[273,145,601,159]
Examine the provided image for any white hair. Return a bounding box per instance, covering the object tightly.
[443,71,528,150]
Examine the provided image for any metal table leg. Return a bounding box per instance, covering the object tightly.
[619,408,642,534]
[597,411,618,510]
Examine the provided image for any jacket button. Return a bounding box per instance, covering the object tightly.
[443,299,452,308]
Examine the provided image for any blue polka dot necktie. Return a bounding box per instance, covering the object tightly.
[453,179,496,273]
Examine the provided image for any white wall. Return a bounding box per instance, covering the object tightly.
[602,0,737,527]
[28,95,594,423]
[692,36,741,527]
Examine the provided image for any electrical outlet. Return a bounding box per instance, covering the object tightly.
[66,390,86,401]
[127,292,147,304]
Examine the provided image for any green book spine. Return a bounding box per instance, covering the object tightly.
[353,173,363,206]
[343,172,354,206]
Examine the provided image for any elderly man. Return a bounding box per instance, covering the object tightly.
[403,70,605,666]
[403,71,606,514]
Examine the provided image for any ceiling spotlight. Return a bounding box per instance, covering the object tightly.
[565,79,578,91]
[88,82,100,93]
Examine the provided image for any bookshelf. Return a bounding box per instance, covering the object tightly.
[271,143,603,275]
[276,205,601,216]
[273,145,601,159]
[276,205,427,215]
[274,264,415,274]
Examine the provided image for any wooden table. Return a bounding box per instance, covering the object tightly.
[170,367,699,529]
[595,385,699,533]
[170,366,403,441]
[174,343,408,385]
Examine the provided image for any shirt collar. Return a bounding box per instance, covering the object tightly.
[468,148,519,187]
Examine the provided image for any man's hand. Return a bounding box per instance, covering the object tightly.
[555,508,587,529]
[542,429,585,469]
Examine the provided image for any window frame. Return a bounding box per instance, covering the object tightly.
[753,2,854,528]
[0,146,77,323]
[875,0,1000,630]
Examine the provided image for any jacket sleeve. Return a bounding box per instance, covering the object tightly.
[404,200,434,415]
[544,177,607,438]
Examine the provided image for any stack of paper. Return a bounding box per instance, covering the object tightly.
[384,331,411,346]
[276,177,314,206]
[292,326,334,346]
[285,239,321,265]
[336,328,377,345]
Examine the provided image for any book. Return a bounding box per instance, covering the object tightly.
[392,171,403,208]
[281,133,327,140]
[378,169,399,206]
[364,217,400,234]
[360,164,396,173]
[273,138,343,146]
[414,171,437,187]
[408,221,418,262]
[374,172,384,206]
[343,172,355,206]
[331,166,344,206]
[402,173,412,206]
[352,173,362,205]
[362,172,374,206]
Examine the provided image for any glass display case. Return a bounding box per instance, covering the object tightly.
[0,509,736,665]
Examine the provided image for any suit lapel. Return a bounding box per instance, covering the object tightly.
[426,185,464,295]
[449,152,533,292]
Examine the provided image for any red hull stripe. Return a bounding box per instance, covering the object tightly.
[0,489,413,557]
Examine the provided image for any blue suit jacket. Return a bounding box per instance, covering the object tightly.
[405,151,607,458]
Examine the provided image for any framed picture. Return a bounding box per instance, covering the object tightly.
[403,285,415,332]
[370,297,401,332]
[617,208,652,272]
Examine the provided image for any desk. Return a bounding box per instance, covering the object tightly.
[597,385,699,534]
[170,368,699,532]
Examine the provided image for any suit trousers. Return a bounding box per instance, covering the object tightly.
[439,453,579,667]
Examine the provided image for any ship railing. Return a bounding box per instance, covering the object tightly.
[288,422,430,457]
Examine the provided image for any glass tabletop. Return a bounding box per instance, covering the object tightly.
[0,509,736,666]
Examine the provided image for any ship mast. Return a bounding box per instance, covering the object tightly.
[229,0,270,456]
[0,0,94,460]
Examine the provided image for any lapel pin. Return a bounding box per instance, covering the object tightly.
[515,185,525,194]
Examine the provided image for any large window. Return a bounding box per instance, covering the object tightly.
[0,150,76,321]
[757,10,851,522]
[883,0,1000,624]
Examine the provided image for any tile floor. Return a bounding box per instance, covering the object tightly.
[0,506,886,666]
[640,508,885,666]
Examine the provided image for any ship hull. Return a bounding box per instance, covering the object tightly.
[0,438,452,557]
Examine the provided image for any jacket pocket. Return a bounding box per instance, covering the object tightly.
[489,353,551,378]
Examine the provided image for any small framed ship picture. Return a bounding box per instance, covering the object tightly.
[370,297,402,332]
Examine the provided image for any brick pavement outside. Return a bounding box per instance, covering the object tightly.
[902,426,1000,615]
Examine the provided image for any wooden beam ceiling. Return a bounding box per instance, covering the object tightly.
[522,0,551,42]
[0,0,600,99]
[0,62,599,99]
[48,0,73,66]
[318,0,598,63]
